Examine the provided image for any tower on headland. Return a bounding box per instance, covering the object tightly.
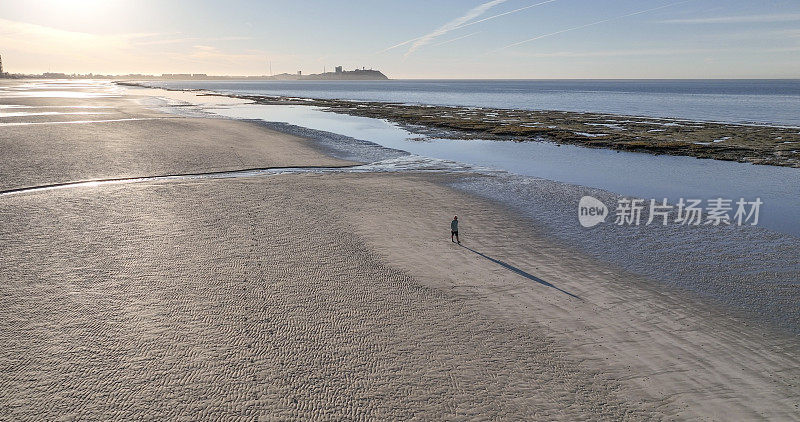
[0,54,4,74]
[269,65,387,80]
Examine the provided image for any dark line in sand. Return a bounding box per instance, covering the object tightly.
[0,117,178,127]
[0,164,363,197]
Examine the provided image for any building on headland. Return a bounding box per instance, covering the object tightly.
[271,66,387,80]
[315,66,387,80]
[0,54,4,75]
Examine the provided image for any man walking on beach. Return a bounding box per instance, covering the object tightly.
[451,216,460,244]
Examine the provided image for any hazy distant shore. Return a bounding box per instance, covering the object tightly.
[117,81,800,167]
[1,80,798,419]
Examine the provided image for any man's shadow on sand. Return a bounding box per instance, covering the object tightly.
[459,244,581,300]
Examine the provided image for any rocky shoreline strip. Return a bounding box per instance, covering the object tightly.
[233,95,800,168]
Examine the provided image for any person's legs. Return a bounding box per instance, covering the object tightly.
[455,232,460,244]
[451,231,455,242]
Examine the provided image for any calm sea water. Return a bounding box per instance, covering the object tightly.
[144,79,800,126]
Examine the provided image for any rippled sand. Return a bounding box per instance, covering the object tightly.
[1,80,797,420]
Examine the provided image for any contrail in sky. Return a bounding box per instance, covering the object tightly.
[454,0,558,30]
[376,0,557,55]
[498,0,691,51]
[404,0,507,58]
[429,32,481,47]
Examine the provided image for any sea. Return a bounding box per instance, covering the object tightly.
[143,79,800,126]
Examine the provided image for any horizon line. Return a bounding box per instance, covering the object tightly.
[4,75,799,80]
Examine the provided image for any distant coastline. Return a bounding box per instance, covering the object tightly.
[0,67,389,81]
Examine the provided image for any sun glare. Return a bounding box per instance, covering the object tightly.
[33,0,122,22]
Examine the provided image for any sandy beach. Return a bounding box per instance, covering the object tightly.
[1,81,798,420]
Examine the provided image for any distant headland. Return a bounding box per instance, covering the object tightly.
[159,66,388,81]
[267,66,388,81]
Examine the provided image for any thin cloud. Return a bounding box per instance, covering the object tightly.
[701,28,800,41]
[376,35,422,54]
[135,37,200,46]
[448,0,558,32]
[763,46,800,53]
[405,0,507,58]
[429,32,481,47]
[499,0,691,51]
[211,36,254,41]
[188,45,263,62]
[509,47,730,58]
[134,35,252,46]
[662,13,800,24]
[0,17,264,74]
[378,0,557,55]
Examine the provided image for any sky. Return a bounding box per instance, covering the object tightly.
[0,0,798,78]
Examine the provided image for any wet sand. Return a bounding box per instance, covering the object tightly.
[0,82,352,191]
[0,80,798,420]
